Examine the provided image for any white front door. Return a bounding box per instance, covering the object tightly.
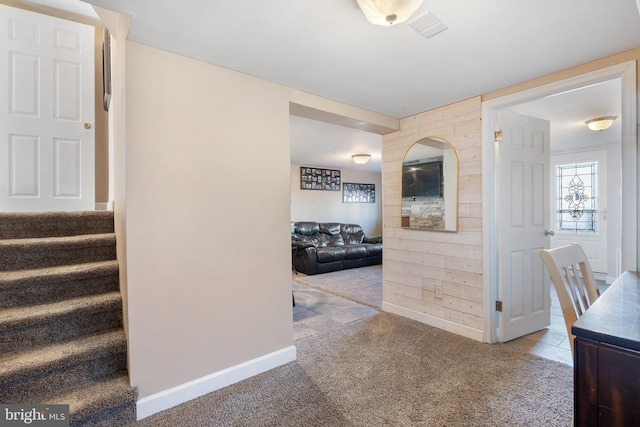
[0,5,95,212]
[550,150,608,275]
[498,110,551,342]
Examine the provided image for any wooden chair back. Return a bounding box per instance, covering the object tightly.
[539,244,600,356]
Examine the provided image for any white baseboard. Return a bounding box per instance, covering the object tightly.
[136,345,297,420]
[382,302,484,342]
[95,201,114,211]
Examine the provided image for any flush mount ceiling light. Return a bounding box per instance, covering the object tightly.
[585,116,617,131]
[355,0,424,26]
[352,154,371,165]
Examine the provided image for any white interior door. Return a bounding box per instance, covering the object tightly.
[550,150,608,275]
[498,110,551,342]
[0,5,95,212]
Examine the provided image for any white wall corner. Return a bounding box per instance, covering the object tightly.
[136,345,297,420]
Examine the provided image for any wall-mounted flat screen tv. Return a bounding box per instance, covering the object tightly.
[402,160,443,198]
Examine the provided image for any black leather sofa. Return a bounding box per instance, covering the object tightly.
[292,222,382,275]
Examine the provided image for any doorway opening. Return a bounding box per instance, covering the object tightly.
[481,61,637,344]
[288,104,391,340]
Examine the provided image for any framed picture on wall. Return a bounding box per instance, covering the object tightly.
[343,183,375,203]
[300,167,341,191]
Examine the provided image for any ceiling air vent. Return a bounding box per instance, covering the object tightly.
[408,11,447,39]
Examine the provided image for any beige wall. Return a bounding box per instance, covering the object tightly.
[291,165,383,236]
[382,98,484,341]
[92,4,130,359]
[125,42,294,398]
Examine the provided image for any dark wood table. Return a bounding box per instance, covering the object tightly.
[572,271,640,426]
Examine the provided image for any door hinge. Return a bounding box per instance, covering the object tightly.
[495,300,503,312]
[494,130,503,142]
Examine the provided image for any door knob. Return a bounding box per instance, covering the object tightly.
[545,230,555,237]
[84,122,92,129]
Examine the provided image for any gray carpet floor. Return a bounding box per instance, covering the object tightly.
[293,265,383,309]
[132,310,572,426]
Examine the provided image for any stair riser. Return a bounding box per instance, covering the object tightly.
[0,306,123,354]
[0,245,116,271]
[0,274,119,309]
[0,212,114,239]
[0,347,127,403]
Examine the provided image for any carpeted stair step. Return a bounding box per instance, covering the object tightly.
[0,292,123,354]
[0,233,116,271]
[0,211,114,240]
[50,375,137,427]
[0,211,136,422]
[0,260,119,309]
[0,330,127,403]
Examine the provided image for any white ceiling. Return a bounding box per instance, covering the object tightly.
[290,77,623,172]
[290,115,383,172]
[82,0,640,119]
[21,0,96,17]
[23,0,638,172]
[513,79,622,153]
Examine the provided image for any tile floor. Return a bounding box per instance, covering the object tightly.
[292,282,378,341]
[503,285,574,366]
[292,273,609,367]
[504,280,609,366]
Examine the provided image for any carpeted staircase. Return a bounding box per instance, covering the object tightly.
[0,211,136,426]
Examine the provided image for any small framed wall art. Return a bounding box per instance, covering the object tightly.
[300,167,341,191]
[343,183,375,203]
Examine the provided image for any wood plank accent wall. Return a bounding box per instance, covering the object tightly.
[382,96,484,341]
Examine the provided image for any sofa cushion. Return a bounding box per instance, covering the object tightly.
[343,244,367,260]
[293,222,328,247]
[364,236,382,244]
[294,222,320,236]
[343,258,366,269]
[317,261,343,274]
[341,223,365,245]
[310,234,327,247]
[324,234,344,246]
[320,223,341,235]
[316,247,346,263]
[363,242,383,257]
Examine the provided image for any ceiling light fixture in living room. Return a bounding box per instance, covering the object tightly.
[352,154,371,165]
[354,0,423,26]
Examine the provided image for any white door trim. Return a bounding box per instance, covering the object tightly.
[481,61,637,343]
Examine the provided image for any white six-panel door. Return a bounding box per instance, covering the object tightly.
[0,4,94,212]
[499,110,551,342]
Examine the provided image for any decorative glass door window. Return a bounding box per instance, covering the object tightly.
[556,161,598,233]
